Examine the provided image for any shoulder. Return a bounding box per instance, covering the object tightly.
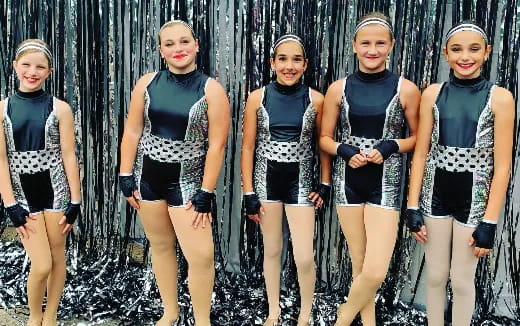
[54,98,73,116]
[491,86,514,115]
[310,88,324,108]
[0,99,4,122]
[399,78,420,96]
[421,83,443,101]
[205,78,228,98]
[134,72,157,92]
[245,87,264,109]
[325,78,345,97]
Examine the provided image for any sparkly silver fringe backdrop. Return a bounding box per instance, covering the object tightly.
[0,0,519,325]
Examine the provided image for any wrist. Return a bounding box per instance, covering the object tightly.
[200,187,214,194]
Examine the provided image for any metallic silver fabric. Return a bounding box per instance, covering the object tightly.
[334,77,404,209]
[420,86,495,226]
[254,87,316,205]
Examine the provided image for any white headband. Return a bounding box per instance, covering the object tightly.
[15,42,52,62]
[160,20,196,39]
[271,35,306,57]
[445,23,488,44]
[354,18,393,37]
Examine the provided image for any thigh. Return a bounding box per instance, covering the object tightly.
[337,206,367,267]
[259,202,284,244]
[424,216,453,267]
[285,205,315,257]
[169,207,213,259]
[21,213,52,265]
[361,206,399,273]
[43,211,67,251]
[450,222,478,277]
[138,201,176,244]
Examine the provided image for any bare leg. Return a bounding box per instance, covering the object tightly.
[423,216,453,326]
[258,202,284,322]
[335,206,398,325]
[285,205,315,324]
[337,206,375,326]
[139,201,179,326]
[20,213,52,325]
[170,207,214,326]
[41,211,68,326]
[450,222,479,326]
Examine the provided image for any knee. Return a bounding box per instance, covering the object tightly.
[30,260,52,280]
[349,256,364,277]
[427,267,450,289]
[186,246,214,270]
[361,268,387,287]
[294,255,315,274]
[149,238,175,255]
[263,243,283,261]
[450,274,475,297]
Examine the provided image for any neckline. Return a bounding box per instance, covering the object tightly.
[15,89,46,99]
[273,80,304,95]
[355,69,391,82]
[167,69,198,84]
[451,74,485,87]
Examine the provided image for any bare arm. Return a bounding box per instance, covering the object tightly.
[0,101,16,205]
[201,79,230,191]
[312,90,331,184]
[406,84,439,208]
[240,89,262,193]
[396,79,420,153]
[319,79,343,155]
[57,101,81,203]
[484,87,514,222]
[119,73,155,174]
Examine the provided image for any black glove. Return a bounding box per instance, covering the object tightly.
[336,143,360,162]
[313,183,331,205]
[191,189,214,213]
[119,174,137,197]
[244,193,261,215]
[472,221,496,249]
[5,203,29,227]
[373,140,399,160]
[406,208,424,232]
[64,202,81,224]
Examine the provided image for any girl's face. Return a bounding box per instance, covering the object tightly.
[352,24,394,73]
[13,51,51,92]
[443,30,491,79]
[159,24,199,74]
[270,41,308,86]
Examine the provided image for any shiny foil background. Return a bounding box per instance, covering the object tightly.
[0,0,519,325]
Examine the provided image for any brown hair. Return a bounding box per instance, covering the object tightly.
[354,12,393,40]
[158,20,196,45]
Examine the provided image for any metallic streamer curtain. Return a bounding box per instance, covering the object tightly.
[0,0,519,324]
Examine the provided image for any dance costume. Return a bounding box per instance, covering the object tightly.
[2,90,70,213]
[420,76,494,227]
[334,70,404,209]
[253,81,316,205]
[134,69,210,207]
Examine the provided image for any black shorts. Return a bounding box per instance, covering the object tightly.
[343,163,384,206]
[264,160,303,205]
[428,168,473,225]
[19,170,55,213]
[139,155,184,207]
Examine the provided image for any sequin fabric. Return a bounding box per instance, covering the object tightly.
[134,73,209,205]
[420,85,495,226]
[2,97,70,211]
[334,77,405,208]
[253,87,317,205]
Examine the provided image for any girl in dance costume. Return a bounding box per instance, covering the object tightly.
[320,12,420,325]
[406,21,514,326]
[119,20,230,326]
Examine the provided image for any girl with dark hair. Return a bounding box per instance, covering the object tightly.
[241,34,331,326]
[406,21,514,326]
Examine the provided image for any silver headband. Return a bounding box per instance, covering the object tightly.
[160,20,196,39]
[445,23,488,44]
[15,42,52,62]
[271,35,306,57]
[354,18,393,37]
